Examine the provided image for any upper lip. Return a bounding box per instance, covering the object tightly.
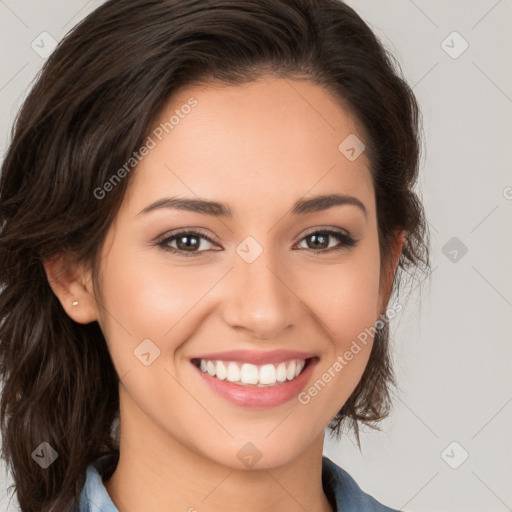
[191,349,316,365]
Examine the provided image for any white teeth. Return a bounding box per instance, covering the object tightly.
[286,361,296,380]
[216,361,227,380]
[226,362,240,382]
[206,360,216,376]
[276,363,287,382]
[259,364,276,385]
[240,363,259,384]
[196,358,309,386]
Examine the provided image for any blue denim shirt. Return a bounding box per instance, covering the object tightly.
[78,453,401,511]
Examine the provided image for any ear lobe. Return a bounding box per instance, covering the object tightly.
[43,254,99,324]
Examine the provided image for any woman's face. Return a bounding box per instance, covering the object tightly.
[93,76,391,468]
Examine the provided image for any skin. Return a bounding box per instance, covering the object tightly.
[45,75,403,512]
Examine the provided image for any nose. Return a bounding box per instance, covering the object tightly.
[220,251,301,340]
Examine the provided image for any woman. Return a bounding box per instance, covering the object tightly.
[0,0,430,510]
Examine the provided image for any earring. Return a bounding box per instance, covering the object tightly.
[72,300,79,307]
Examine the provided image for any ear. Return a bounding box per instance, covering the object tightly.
[377,230,405,315]
[43,254,100,324]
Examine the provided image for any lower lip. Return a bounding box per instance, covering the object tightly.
[192,358,318,408]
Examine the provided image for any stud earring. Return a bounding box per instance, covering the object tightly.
[72,300,79,307]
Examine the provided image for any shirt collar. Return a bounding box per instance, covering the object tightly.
[322,455,400,511]
[78,452,119,511]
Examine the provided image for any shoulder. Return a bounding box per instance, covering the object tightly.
[322,455,402,512]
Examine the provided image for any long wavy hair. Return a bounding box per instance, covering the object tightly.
[0,0,430,510]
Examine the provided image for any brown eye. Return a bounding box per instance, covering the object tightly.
[157,230,217,256]
[296,230,357,252]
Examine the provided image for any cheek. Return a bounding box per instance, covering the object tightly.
[296,269,380,421]
[296,243,381,409]
[95,239,237,379]
[94,241,197,367]
[301,246,382,345]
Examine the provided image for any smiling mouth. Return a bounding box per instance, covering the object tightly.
[191,357,316,387]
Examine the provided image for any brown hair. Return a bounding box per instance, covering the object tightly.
[0,0,430,510]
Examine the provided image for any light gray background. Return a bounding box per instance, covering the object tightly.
[1,1,511,511]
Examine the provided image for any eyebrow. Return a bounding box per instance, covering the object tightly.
[138,193,367,219]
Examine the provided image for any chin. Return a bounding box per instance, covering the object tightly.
[200,434,310,471]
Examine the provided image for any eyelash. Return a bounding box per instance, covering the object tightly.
[156,229,358,257]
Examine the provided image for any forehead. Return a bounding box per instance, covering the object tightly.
[122,76,375,220]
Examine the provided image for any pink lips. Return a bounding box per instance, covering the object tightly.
[191,349,316,365]
[190,350,319,408]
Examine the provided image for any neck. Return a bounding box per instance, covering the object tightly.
[104,391,334,512]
